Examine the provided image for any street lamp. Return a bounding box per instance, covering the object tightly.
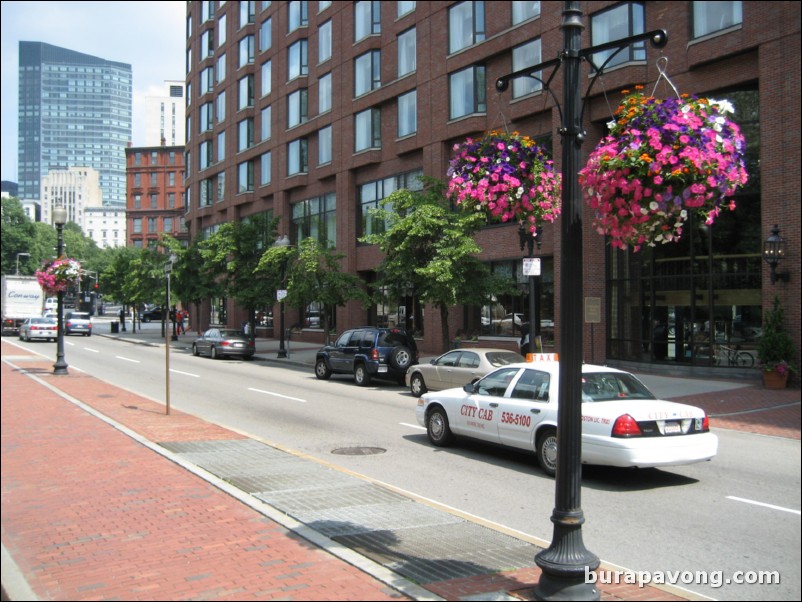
[763,225,789,284]
[496,4,667,599]
[273,235,292,358]
[16,252,30,275]
[53,205,69,375]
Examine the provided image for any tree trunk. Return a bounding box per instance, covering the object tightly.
[439,303,450,354]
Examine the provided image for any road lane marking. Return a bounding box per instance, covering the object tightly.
[400,422,426,430]
[727,496,801,515]
[84,348,100,353]
[170,369,199,377]
[248,387,306,402]
[115,356,140,363]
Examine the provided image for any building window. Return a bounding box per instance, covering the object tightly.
[591,3,645,70]
[134,152,142,166]
[201,1,213,23]
[219,13,227,46]
[359,169,422,238]
[288,39,308,80]
[260,151,272,185]
[239,35,255,67]
[168,192,176,208]
[148,217,158,233]
[318,125,332,165]
[318,72,332,114]
[398,90,416,137]
[319,19,332,63]
[238,160,254,192]
[287,88,308,128]
[692,1,742,38]
[200,66,214,95]
[355,50,381,97]
[150,193,158,208]
[238,75,254,109]
[288,1,308,32]
[217,131,226,162]
[168,172,176,186]
[164,217,174,233]
[449,65,486,119]
[512,1,539,24]
[133,193,142,209]
[261,60,272,96]
[449,1,485,54]
[133,218,142,234]
[355,1,381,42]
[355,108,381,152]
[512,39,542,98]
[259,17,272,52]
[397,28,416,77]
[216,53,227,82]
[133,173,142,187]
[238,118,254,151]
[261,105,272,141]
[291,192,337,247]
[201,28,215,60]
[216,90,227,121]
[239,0,255,27]
[398,1,415,18]
[200,102,214,131]
[200,141,213,169]
[287,138,309,175]
[216,172,225,203]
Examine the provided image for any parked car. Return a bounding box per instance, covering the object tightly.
[315,327,418,386]
[18,317,58,341]
[192,328,255,360]
[64,311,92,336]
[140,306,165,322]
[406,348,524,397]
[416,359,717,477]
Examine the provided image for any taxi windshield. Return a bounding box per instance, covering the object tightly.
[581,373,656,402]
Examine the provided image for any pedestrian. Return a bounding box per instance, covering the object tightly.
[177,308,186,335]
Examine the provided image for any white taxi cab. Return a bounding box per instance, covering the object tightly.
[415,357,717,476]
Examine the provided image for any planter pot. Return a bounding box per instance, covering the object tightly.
[762,370,789,389]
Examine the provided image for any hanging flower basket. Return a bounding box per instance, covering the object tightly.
[36,258,82,295]
[447,130,561,234]
[579,87,748,251]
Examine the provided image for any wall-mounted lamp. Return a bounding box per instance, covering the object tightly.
[763,225,789,284]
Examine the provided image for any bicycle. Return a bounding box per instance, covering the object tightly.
[715,344,755,368]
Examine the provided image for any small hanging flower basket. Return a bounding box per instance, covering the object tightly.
[36,258,82,295]
[447,130,561,234]
[579,86,748,251]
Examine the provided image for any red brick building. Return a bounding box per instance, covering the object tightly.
[125,144,188,248]
[183,1,800,379]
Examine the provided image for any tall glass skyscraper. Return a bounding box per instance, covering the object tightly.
[18,42,132,208]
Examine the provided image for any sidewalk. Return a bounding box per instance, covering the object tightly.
[2,331,799,601]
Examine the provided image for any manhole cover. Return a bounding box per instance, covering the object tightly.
[331,446,386,456]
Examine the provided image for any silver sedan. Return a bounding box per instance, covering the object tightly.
[192,328,255,360]
[18,317,58,342]
[405,348,524,397]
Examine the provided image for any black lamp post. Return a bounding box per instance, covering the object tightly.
[274,235,292,358]
[763,225,789,284]
[496,3,667,599]
[53,205,69,375]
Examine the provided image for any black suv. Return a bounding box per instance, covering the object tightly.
[315,327,418,386]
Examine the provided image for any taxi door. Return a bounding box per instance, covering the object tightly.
[452,367,520,444]
[496,367,554,451]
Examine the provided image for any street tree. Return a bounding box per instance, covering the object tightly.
[1,197,36,274]
[361,177,516,352]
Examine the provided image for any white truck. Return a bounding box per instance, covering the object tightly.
[1,275,44,336]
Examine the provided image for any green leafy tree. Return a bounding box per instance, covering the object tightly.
[198,214,280,337]
[284,237,370,341]
[361,177,516,351]
[1,197,36,275]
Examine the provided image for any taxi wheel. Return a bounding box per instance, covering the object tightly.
[410,373,427,397]
[536,429,558,477]
[427,407,454,447]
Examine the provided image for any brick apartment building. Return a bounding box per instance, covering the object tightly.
[183,1,800,378]
[125,144,188,248]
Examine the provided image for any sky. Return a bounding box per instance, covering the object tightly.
[0,1,186,183]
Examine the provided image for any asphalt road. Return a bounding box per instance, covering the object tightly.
[14,333,801,601]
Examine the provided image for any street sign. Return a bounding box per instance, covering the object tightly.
[523,257,541,276]
[277,289,288,301]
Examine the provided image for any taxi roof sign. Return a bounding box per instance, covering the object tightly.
[527,352,559,362]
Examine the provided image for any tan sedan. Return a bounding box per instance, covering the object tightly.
[406,348,524,397]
